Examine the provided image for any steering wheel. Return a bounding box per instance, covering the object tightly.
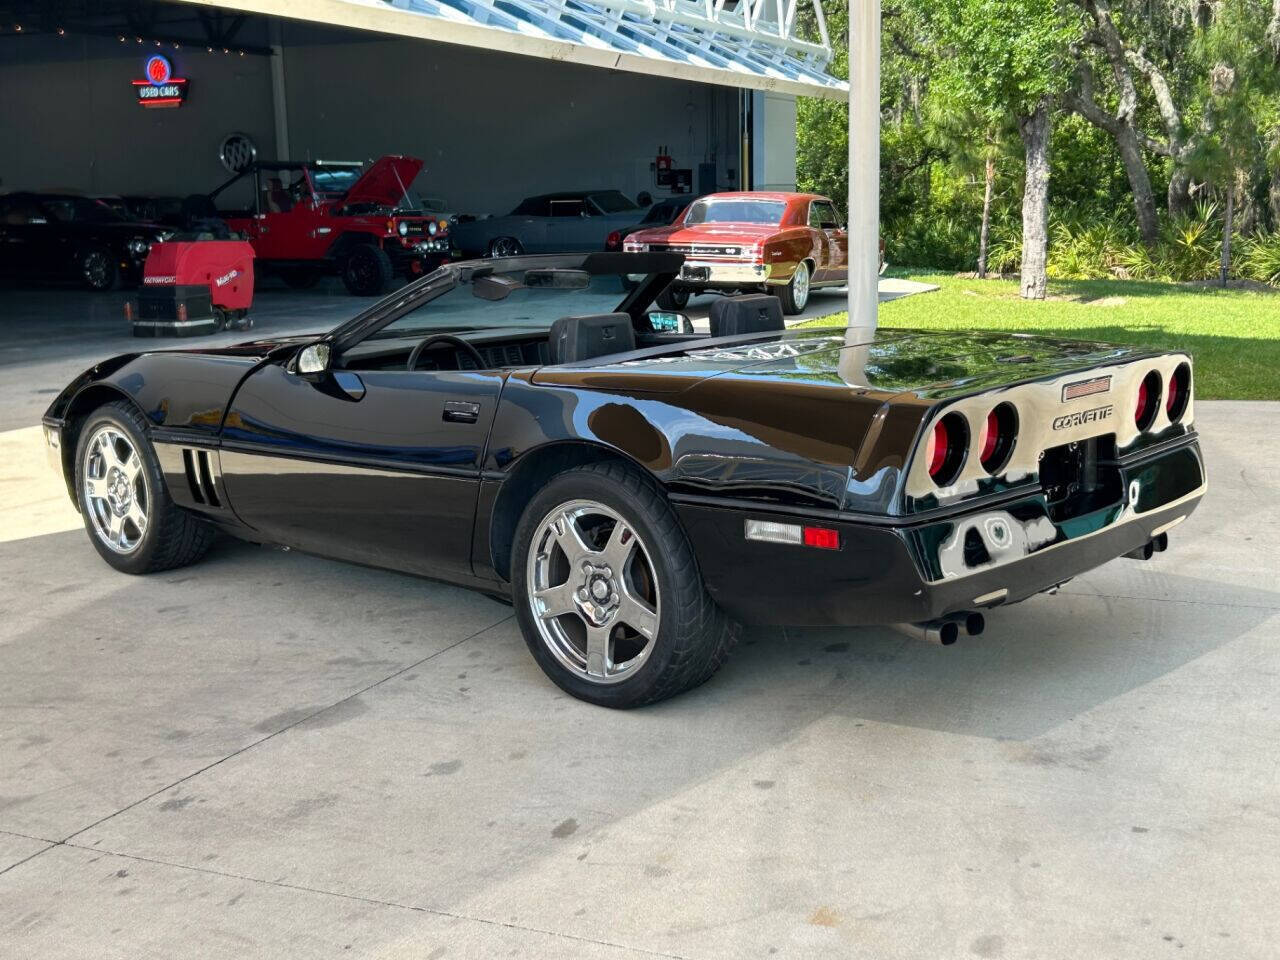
[406,333,488,372]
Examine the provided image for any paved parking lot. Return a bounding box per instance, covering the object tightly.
[0,283,1276,958]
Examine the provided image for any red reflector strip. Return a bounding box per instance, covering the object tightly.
[802,526,840,550]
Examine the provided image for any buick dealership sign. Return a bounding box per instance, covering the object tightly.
[133,55,188,108]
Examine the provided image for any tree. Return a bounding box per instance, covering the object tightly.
[1186,0,1280,280]
[1062,0,1161,245]
[924,94,1017,276]
[927,0,1081,299]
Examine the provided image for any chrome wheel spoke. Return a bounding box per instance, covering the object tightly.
[106,511,126,547]
[124,451,143,482]
[551,511,592,567]
[533,581,577,621]
[585,626,611,678]
[600,520,635,572]
[86,475,110,501]
[126,502,148,536]
[615,591,658,642]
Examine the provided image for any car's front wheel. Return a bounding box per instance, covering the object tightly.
[341,245,394,296]
[80,245,120,292]
[74,400,216,575]
[512,461,739,708]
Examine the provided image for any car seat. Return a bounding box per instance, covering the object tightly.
[549,313,636,364]
[708,294,786,338]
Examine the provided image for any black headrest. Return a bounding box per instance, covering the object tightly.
[549,313,636,364]
[708,295,785,338]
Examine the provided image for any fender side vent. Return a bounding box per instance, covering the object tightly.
[181,447,222,508]
[197,450,221,507]
[182,449,205,505]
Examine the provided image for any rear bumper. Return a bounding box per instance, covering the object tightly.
[676,259,776,287]
[675,438,1205,627]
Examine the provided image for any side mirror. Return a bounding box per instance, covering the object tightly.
[295,343,331,377]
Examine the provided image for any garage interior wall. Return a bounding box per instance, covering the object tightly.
[0,34,278,196]
[276,25,745,215]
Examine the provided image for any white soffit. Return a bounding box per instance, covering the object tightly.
[173,0,849,100]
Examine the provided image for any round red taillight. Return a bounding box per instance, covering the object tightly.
[606,231,623,250]
[925,412,968,486]
[1135,370,1162,431]
[1166,362,1191,422]
[979,402,1018,474]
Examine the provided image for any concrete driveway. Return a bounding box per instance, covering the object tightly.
[0,284,1276,958]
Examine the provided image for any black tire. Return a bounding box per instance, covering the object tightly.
[511,460,739,708]
[73,400,216,575]
[656,284,690,310]
[776,260,812,315]
[341,244,394,296]
[280,266,322,289]
[80,245,120,292]
[488,237,524,259]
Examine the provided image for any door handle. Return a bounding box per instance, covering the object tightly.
[443,400,480,424]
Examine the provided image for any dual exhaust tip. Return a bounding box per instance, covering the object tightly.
[892,612,985,647]
[1125,532,1169,561]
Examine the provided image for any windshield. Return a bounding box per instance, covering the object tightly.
[310,168,361,195]
[588,191,640,214]
[641,199,687,225]
[40,196,125,223]
[367,268,632,341]
[684,198,786,225]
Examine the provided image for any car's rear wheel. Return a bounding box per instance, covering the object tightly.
[777,260,811,315]
[488,237,524,259]
[80,245,119,292]
[656,284,690,310]
[341,245,394,296]
[74,400,216,575]
[512,461,739,708]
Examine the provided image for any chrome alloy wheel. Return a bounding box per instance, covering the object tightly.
[527,500,661,684]
[83,425,149,554]
[490,237,522,258]
[791,261,811,309]
[82,250,112,289]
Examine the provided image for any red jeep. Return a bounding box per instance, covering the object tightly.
[203,156,455,296]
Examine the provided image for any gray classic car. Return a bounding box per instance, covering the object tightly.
[451,190,643,257]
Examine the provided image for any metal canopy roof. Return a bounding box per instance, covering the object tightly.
[173,0,848,99]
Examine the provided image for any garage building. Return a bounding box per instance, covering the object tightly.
[0,0,844,222]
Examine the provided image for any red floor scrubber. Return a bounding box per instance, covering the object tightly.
[128,239,255,337]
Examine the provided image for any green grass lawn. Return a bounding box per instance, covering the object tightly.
[804,271,1280,400]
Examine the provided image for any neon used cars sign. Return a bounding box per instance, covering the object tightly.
[133,55,188,108]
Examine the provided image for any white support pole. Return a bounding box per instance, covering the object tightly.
[846,0,879,339]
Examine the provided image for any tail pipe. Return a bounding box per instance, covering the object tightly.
[890,613,984,646]
[1125,532,1169,561]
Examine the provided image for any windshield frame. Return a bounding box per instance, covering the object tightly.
[327,251,684,355]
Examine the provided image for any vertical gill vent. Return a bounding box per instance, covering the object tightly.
[197,450,221,507]
[182,449,205,505]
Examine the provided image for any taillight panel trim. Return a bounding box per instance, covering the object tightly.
[903,353,1194,506]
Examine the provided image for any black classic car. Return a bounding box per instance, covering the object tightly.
[43,252,1206,707]
[451,191,644,258]
[0,192,171,290]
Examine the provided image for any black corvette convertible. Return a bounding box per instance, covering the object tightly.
[43,252,1206,707]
